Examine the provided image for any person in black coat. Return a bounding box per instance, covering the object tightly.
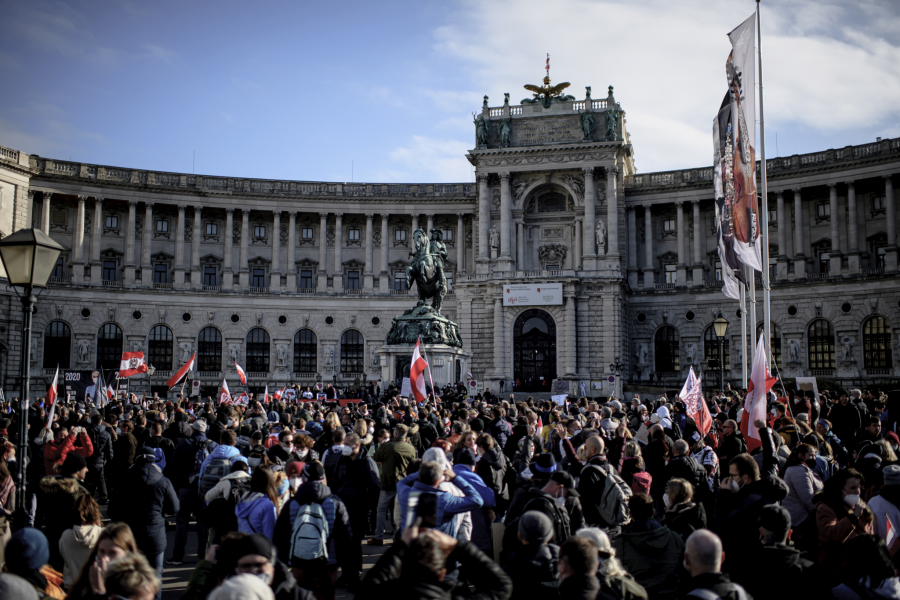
[108,447,179,587]
[661,478,707,543]
[85,412,113,503]
[679,529,751,600]
[486,408,512,450]
[501,511,560,600]
[475,435,509,511]
[333,433,380,588]
[556,537,616,600]
[660,441,707,504]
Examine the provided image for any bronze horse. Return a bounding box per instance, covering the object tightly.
[406,228,446,312]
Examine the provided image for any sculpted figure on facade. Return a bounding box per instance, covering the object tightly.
[579,110,594,140]
[685,343,697,365]
[605,106,620,141]
[596,219,607,254]
[498,117,511,148]
[406,228,447,312]
[78,340,91,364]
[474,114,490,147]
[181,343,192,363]
[489,226,500,249]
[788,339,801,364]
[841,336,856,362]
[229,345,240,364]
[636,343,649,367]
[325,347,334,369]
[276,345,287,367]
[131,341,142,354]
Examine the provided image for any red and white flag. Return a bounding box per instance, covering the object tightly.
[409,337,429,403]
[264,385,269,402]
[45,366,59,428]
[119,351,149,377]
[219,378,231,404]
[740,334,778,452]
[680,367,712,437]
[234,362,247,386]
[274,387,285,401]
[887,514,899,555]
[166,352,195,388]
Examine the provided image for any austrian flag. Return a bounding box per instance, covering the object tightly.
[409,337,429,403]
[235,362,247,385]
[119,351,149,377]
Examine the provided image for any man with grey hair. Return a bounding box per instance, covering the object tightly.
[682,529,750,599]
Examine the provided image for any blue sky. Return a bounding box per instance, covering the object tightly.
[1,0,899,183]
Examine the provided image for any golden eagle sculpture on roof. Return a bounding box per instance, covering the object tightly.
[522,54,576,108]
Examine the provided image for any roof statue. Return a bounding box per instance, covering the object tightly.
[521,53,576,108]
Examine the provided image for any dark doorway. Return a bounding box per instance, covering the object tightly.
[513,309,557,392]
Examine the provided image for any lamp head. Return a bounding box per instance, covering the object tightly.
[0,228,65,288]
[713,315,729,339]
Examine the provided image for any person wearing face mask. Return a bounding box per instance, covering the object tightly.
[781,442,824,553]
[213,533,314,600]
[814,467,874,578]
[268,431,303,465]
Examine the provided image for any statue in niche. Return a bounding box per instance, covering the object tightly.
[498,117,511,148]
[277,345,287,367]
[181,343,192,363]
[473,114,490,147]
[78,340,92,364]
[841,336,856,362]
[579,110,594,140]
[605,106,621,141]
[325,347,334,368]
[788,339,800,364]
[489,226,500,249]
[636,343,649,367]
[685,343,697,365]
[595,220,607,254]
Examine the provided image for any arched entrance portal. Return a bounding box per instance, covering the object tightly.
[513,309,557,392]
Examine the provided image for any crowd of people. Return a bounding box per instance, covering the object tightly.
[0,380,898,600]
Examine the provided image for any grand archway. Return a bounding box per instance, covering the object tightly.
[513,309,557,392]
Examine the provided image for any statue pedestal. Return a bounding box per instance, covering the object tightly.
[377,343,472,390]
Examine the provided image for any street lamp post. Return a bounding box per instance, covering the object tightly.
[0,228,64,520]
[608,357,623,399]
[147,364,156,397]
[713,314,729,396]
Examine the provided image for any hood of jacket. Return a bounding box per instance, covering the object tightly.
[131,456,164,485]
[72,524,102,547]
[221,471,252,482]
[621,523,679,555]
[39,475,84,495]
[480,445,505,468]
[235,492,271,518]
[208,444,241,461]
[293,479,331,505]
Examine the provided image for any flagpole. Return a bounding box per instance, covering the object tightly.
[422,343,437,400]
[740,283,748,389]
[757,0,772,365]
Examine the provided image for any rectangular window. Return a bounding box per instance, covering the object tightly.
[664,264,677,284]
[300,270,313,288]
[714,261,722,281]
[52,257,65,278]
[203,266,217,286]
[873,195,886,212]
[768,210,777,225]
[817,202,830,218]
[205,223,217,235]
[546,264,559,271]
[301,227,314,240]
[348,228,360,241]
[819,252,830,273]
[442,229,453,241]
[153,263,168,284]
[394,273,407,290]
[877,247,887,269]
[446,273,453,291]
[156,219,168,232]
[769,259,777,280]
[254,226,266,238]
[395,229,407,241]
[252,268,266,287]
[105,215,118,228]
[102,261,117,281]
[662,219,676,233]
[347,270,360,290]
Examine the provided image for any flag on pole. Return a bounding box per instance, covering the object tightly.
[740,333,778,451]
[219,378,231,404]
[466,371,473,380]
[409,337,429,404]
[680,367,712,437]
[234,362,247,386]
[274,387,285,401]
[166,352,196,388]
[45,365,59,428]
[264,385,269,403]
[887,514,898,555]
[545,53,550,75]
[713,94,749,301]
[119,351,149,377]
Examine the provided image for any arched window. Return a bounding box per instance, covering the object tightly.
[246,328,270,372]
[97,324,123,372]
[340,329,364,374]
[148,325,173,371]
[704,326,730,371]
[756,322,782,370]
[197,327,222,372]
[863,317,892,371]
[808,319,835,371]
[294,329,317,373]
[43,321,71,368]
[654,326,680,373]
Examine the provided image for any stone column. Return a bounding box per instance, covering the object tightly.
[477,174,489,270]
[411,214,419,233]
[775,191,788,280]
[333,213,343,276]
[643,204,654,287]
[317,212,328,292]
[141,202,153,287]
[793,188,806,277]
[89,198,103,285]
[41,192,52,235]
[380,214,390,294]
[828,183,841,276]
[238,209,249,289]
[676,201,686,286]
[125,200,137,286]
[846,182,860,274]
[456,214,465,272]
[73,195,86,284]
[190,206,201,289]
[498,173,513,269]
[286,212,297,291]
[606,166,618,258]
[364,213,374,290]
[223,208,234,289]
[516,221,525,270]
[574,217,583,270]
[582,168,596,268]
[885,176,898,272]
[692,200,703,286]
[565,291,577,376]
[174,204,186,288]
[270,211,282,293]
[426,214,434,235]
[626,207,638,287]
[493,296,505,384]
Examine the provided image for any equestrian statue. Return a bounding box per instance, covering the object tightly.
[406,228,447,313]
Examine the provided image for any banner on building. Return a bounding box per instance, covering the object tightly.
[795,377,820,402]
[502,283,563,306]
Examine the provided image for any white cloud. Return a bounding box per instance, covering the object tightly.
[382,135,473,183]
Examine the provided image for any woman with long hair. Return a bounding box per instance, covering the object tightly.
[453,431,477,464]
[577,527,649,600]
[65,522,138,600]
[815,468,874,578]
[661,478,706,542]
[621,441,646,488]
[59,494,103,587]
[782,442,823,553]
[235,466,279,539]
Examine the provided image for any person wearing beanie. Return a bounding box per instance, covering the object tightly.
[108,447,179,591]
[504,465,581,546]
[209,573,276,600]
[499,511,560,600]
[39,452,89,570]
[4,527,64,599]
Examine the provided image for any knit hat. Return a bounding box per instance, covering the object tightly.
[285,461,305,477]
[136,447,156,459]
[233,534,276,563]
[456,448,477,466]
[5,528,50,572]
[550,470,580,498]
[518,511,554,545]
[61,453,87,477]
[191,419,207,433]
[208,573,275,600]
[884,465,900,487]
[532,453,557,475]
[758,504,791,536]
[303,462,325,481]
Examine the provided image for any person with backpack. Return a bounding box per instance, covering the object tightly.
[576,433,631,533]
[167,418,215,566]
[203,458,252,544]
[85,411,114,505]
[236,466,279,539]
[145,421,175,472]
[680,529,751,600]
[273,461,352,600]
[475,433,510,514]
[200,429,241,481]
[505,469,579,548]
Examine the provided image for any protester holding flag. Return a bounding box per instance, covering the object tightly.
[869,465,900,558]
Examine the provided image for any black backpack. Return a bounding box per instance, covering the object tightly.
[202,476,251,531]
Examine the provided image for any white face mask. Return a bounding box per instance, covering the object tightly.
[663,494,671,508]
[295,448,308,458]
[281,443,294,452]
[254,571,273,585]
[341,445,352,456]
[556,495,566,508]
[368,427,375,435]
[844,493,860,506]
[729,478,742,493]
[289,477,302,491]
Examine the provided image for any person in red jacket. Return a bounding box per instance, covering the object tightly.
[43,426,94,476]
